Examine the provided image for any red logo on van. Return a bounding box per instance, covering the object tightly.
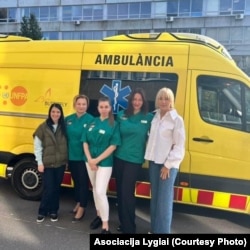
[10,86,28,106]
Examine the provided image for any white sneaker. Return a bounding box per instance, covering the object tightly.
[37,215,45,223]
[50,214,58,222]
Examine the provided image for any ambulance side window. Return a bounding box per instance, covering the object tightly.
[197,75,250,132]
[79,70,178,115]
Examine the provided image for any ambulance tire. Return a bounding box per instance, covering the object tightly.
[11,158,43,201]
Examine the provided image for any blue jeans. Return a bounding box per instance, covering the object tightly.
[38,165,65,216]
[149,161,178,234]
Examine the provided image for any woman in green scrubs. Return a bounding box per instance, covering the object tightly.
[114,88,153,233]
[82,96,121,234]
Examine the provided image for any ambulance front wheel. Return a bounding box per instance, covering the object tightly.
[11,158,43,201]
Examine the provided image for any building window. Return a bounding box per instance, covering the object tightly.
[22,7,39,18]
[72,6,82,21]
[43,31,59,40]
[179,0,191,17]
[219,0,245,15]
[62,32,82,39]
[118,3,129,19]
[8,8,17,22]
[62,32,74,39]
[22,7,57,21]
[141,2,151,18]
[191,0,203,17]
[107,4,117,19]
[204,0,219,16]
[246,0,250,14]
[82,31,103,39]
[107,2,151,20]
[0,8,7,22]
[233,0,245,14]
[50,7,58,21]
[220,0,232,15]
[62,5,103,21]
[82,31,93,39]
[154,2,167,18]
[92,31,103,39]
[106,30,117,37]
[62,6,82,21]
[130,3,140,19]
[179,28,201,34]
[62,31,103,40]
[167,0,178,17]
[62,6,71,21]
[82,6,92,20]
[83,5,103,20]
[40,7,49,21]
[0,8,17,22]
[40,6,58,21]
[93,5,103,20]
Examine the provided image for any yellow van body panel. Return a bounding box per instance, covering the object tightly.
[0,68,80,166]
[0,164,7,177]
[0,41,84,70]
[0,68,79,115]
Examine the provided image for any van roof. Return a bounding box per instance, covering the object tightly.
[103,32,233,60]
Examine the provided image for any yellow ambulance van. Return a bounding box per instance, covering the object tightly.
[0,32,249,214]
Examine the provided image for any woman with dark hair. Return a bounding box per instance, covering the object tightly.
[114,88,153,234]
[33,103,68,223]
[82,96,121,234]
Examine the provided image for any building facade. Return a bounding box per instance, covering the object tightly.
[0,0,250,74]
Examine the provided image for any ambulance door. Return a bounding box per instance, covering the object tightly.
[188,71,250,211]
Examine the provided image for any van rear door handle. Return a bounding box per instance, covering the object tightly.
[193,137,214,143]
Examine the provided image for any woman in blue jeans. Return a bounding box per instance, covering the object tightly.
[33,103,68,223]
[145,87,185,234]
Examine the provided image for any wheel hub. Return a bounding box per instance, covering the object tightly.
[21,168,41,190]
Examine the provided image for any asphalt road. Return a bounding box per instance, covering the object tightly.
[0,178,249,250]
[0,178,150,250]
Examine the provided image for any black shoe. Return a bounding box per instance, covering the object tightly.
[50,214,58,222]
[90,216,102,230]
[101,229,111,234]
[72,211,85,223]
[117,225,123,232]
[36,215,45,223]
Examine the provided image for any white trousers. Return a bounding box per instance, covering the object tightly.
[86,163,112,222]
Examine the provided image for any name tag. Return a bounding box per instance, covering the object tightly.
[89,124,95,130]
[99,129,105,134]
[141,120,148,124]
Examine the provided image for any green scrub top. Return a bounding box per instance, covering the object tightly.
[81,117,121,167]
[65,112,94,161]
[115,110,153,164]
